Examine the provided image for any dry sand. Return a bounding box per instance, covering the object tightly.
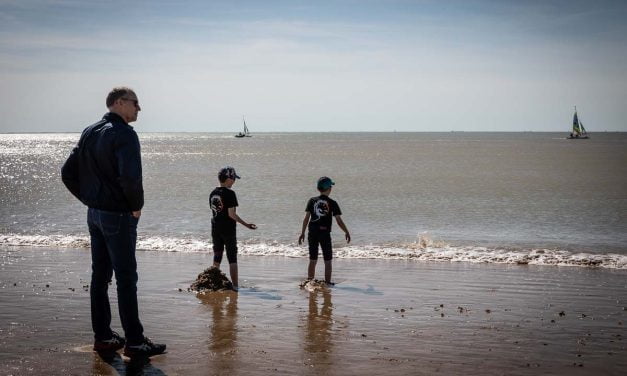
[1,246,625,375]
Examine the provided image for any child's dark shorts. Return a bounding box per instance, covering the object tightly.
[212,229,237,264]
[308,231,332,261]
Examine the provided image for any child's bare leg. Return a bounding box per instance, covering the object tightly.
[212,261,220,268]
[229,263,238,289]
[324,260,332,284]
[308,260,317,280]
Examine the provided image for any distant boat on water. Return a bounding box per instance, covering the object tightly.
[235,116,251,138]
[567,106,589,139]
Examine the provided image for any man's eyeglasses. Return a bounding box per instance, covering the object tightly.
[120,97,139,107]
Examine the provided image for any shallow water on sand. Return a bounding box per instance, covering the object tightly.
[1,247,625,375]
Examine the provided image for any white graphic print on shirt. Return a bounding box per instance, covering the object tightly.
[210,195,224,217]
[311,199,329,222]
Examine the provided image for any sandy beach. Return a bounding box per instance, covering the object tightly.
[1,246,625,375]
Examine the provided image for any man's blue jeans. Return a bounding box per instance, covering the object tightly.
[87,208,144,344]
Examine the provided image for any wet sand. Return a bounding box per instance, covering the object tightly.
[1,246,625,375]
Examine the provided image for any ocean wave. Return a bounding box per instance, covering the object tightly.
[1,234,625,269]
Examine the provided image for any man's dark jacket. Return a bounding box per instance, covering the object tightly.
[61,112,144,212]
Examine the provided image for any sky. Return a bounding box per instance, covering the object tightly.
[1,0,626,132]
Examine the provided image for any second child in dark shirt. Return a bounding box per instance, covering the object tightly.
[298,176,350,284]
[209,166,257,291]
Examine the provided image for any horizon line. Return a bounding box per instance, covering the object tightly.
[1,130,625,135]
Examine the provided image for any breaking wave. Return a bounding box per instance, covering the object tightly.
[1,233,625,269]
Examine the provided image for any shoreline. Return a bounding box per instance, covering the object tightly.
[1,246,625,375]
[1,234,626,270]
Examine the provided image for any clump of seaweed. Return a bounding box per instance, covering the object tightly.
[299,279,329,291]
[190,267,233,292]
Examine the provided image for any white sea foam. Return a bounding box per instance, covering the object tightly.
[0,234,92,249]
[1,234,625,269]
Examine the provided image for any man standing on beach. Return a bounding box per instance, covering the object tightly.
[61,87,166,358]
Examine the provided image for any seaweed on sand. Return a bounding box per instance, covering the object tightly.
[299,279,329,291]
[190,267,233,292]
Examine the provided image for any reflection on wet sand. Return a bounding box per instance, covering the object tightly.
[198,291,239,374]
[93,351,166,376]
[303,290,333,372]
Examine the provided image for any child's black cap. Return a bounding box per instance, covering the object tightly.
[317,176,335,191]
[219,166,240,180]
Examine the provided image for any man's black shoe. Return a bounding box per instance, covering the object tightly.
[93,331,125,352]
[123,337,166,358]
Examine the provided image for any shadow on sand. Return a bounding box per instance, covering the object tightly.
[95,351,167,376]
[238,286,283,300]
[332,284,383,295]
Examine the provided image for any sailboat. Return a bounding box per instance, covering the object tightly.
[235,116,251,138]
[567,106,589,139]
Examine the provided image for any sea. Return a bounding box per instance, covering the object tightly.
[1,132,626,269]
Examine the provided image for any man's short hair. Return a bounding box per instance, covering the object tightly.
[106,87,135,108]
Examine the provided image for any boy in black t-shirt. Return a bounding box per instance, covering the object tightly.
[209,166,257,291]
[298,176,351,284]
